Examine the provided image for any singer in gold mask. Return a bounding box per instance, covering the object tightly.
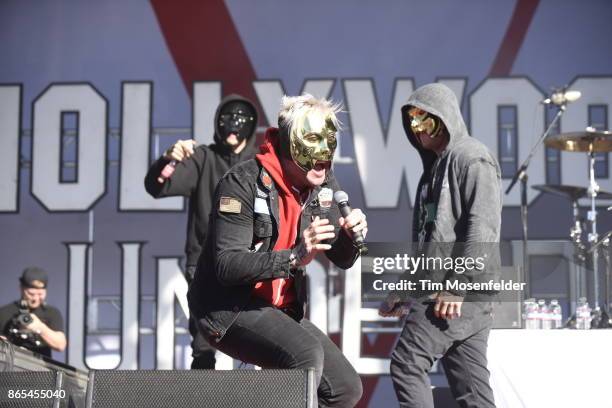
[186,93,367,407]
[277,95,341,183]
[289,111,338,172]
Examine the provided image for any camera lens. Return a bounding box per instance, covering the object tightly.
[18,313,32,326]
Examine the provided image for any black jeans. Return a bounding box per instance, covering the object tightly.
[188,316,216,369]
[186,265,216,369]
[214,302,363,408]
[390,300,495,408]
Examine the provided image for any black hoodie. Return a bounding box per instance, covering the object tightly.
[145,94,258,269]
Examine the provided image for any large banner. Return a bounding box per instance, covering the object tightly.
[1,1,612,406]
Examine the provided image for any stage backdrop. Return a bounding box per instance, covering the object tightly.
[1,1,612,407]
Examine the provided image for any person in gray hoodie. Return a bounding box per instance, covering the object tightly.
[379,83,501,408]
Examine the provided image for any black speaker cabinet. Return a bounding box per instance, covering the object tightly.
[85,369,316,408]
[0,340,88,408]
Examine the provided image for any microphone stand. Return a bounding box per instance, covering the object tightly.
[506,103,568,302]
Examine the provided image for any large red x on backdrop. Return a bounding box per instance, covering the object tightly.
[150,0,540,406]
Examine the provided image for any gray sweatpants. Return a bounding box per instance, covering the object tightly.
[390,300,496,408]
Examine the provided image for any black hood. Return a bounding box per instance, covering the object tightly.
[211,93,258,156]
[401,83,469,169]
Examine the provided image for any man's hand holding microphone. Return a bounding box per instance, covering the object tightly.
[290,203,367,268]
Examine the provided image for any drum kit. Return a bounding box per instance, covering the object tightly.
[533,129,612,328]
[504,87,612,328]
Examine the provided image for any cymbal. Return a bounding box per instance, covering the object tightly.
[544,131,612,152]
[532,184,612,201]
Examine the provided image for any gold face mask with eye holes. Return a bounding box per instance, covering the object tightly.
[289,110,338,172]
[408,107,443,139]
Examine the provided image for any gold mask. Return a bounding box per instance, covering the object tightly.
[289,110,337,172]
[408,107,443,138]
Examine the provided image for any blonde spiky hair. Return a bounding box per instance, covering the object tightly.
[278,93,343,131]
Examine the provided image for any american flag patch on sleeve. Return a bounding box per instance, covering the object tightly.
[219,197,242,214]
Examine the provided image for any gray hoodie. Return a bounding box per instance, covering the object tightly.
[401,83,502,299]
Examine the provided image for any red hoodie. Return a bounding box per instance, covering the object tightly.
[252,128,302,308]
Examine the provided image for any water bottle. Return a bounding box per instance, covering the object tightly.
[576,297,592,330]
[550,299,563,329]
[523,298,539,329]
[521,299,530,329]
[575,298,585,329]
[538,299,552,330]
[590,307,602,328]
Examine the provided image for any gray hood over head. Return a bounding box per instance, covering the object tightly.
[401,83,468,170]
[396,83,502,300]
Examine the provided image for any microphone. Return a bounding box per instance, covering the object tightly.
[541,90,581,106]
[157,160,177,183]
[333,190,368,255]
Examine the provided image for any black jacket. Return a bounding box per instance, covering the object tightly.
[187,158,360,342]
[144,95,258,269]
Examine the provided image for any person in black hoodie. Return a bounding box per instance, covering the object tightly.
[145,94,258,369]
[379,83,501,408]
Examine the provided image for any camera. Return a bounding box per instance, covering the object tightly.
[7,300,42,349]
[13,300,33,327]
[15,310,33,326]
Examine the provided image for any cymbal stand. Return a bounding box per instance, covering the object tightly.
[506,104,567,296]
[570,199,586,315]
[588,230,612,327]
[587,149,601,311]
[606,240,611,318]
[601,237,611,327]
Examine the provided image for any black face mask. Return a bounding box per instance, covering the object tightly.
[217,101,256,145]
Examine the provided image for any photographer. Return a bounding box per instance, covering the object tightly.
[0,267,66,357]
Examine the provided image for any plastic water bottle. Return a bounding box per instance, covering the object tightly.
[523,299,539,329]
[521,299,531,329]
[576,297,592,330]
[590,306,602,328]
[550,299,563,329]
[538,299,552,330]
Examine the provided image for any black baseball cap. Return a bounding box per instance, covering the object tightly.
[19,267,48,289]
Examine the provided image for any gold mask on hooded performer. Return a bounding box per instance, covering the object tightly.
[408,107,443,139]
[289,110,338,172]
